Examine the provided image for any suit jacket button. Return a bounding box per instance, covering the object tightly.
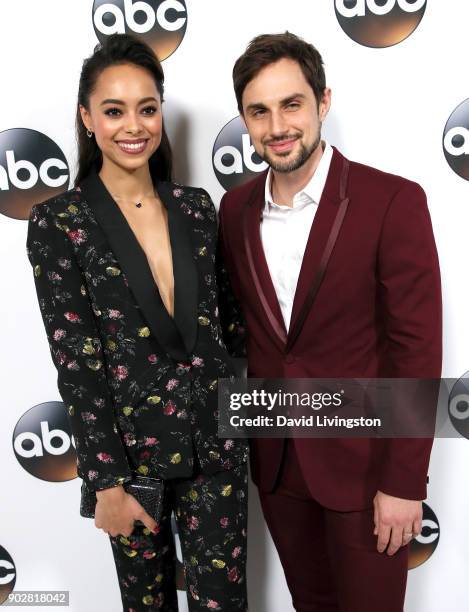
[285,354,295,364]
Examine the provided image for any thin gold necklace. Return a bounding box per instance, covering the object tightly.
[112,190,155,209]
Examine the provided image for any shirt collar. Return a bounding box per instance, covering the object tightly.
[264,140,333,211]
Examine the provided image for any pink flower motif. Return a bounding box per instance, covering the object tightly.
[148,354,158,364]
[53,329,66,341]
[94,398,105,408]
[227,566,239,583]
[113,365,128,381]
[207,601,219,610]
[144,437,158,446]
[191,356,204,367]
[88,470,98,481]
[123,433,136,446]
[189,585,199,601]
[232,546,242,559]
[64,312,80,322]
[108,309,123,319]
[220,517,229,528]
[224,439,234,450]
[48,272,62,281]
[96,452,113,463]
[143,550,155,559]
[140,450,151,460]
[67,360,79,371]
[176,409,188,419]
[166,378,179,391]
[173,188,183,197]
[81,412,96,422]
[56,350,67,365]
[67,228,87,244]
[164,401,176,415]
[187,516,199,530]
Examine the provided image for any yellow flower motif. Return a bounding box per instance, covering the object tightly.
[57,212,69,218]
[106,339,117,351]
[122,406,133,417]
[221,485,232,497]
[209,450,220,461]
[142,595,154,605]
[228,323,235,332]
[208,380,218,391]
[119,536,130,546]
[124,549,137,558]
[106,266,121,276]
[56,223,69,232]
[147,395,161,405]
[86,359,102,371]
[170,452,182,464]
[34,265,41,277]
[198,246,207,256]
[190,556,198,566]
[82,339,95,355]
[155,574,163,583]
[212,559,226,569]
[138,326,151,337]
[188,489,198,502]
[143,528,151,536]
[137,465,149,475]
[68,405,74,416]
[67,204,79,214]
[198,316,210,326]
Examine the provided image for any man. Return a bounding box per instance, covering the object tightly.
[217,33,442,612]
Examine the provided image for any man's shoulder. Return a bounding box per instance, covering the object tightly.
[220,171,267,211]
[348,156,424,199]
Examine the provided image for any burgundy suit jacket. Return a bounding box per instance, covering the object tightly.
[218,146,442,511]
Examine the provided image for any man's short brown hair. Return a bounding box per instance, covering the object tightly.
[233,32,326,114]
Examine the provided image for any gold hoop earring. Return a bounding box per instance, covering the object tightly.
[86,129,93,138]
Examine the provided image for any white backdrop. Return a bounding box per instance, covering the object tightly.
[1,1,468,611]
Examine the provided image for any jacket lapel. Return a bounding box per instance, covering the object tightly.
[288,147,349,349]
[242,171,288,349]
[79,171,189,362]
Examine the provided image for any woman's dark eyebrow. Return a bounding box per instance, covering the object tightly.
[100,96,158,106]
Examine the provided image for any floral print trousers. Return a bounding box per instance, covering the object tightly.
[109,463,248,611]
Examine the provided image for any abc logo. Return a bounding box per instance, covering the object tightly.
[212,116,268,191]
[408,502,440,569]
[0,129,69,221]
[448,371,469,439]
[335,0,427,48]
[12,401,77,482]
[443,99,469,182]
[92,0,187,61]
[0,545,16,605]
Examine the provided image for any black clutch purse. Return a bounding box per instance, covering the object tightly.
[80,475,164,524]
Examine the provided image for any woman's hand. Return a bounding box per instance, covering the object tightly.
[95,485,159,538]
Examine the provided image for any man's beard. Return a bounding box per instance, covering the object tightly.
[262,130,321,173]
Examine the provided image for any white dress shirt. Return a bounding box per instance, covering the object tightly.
[260,141,333,331]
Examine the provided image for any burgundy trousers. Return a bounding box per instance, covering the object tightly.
[258,440,408,612]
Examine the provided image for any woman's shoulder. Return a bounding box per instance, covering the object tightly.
[163,181,216,221]
[30,186,83,220]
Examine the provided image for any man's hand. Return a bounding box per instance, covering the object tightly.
[95,485,159,538]
[373,490,422,556]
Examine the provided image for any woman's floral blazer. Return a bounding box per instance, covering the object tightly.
[26,171,248,493]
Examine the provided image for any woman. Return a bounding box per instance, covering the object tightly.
[27,34,248,611]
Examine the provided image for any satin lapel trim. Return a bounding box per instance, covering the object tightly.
[242,173,288,349]
[288,150,350,350]
[157,181,198,356]
[79,171,188,362]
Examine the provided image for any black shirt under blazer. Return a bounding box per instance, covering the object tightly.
[27,171,248,492]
